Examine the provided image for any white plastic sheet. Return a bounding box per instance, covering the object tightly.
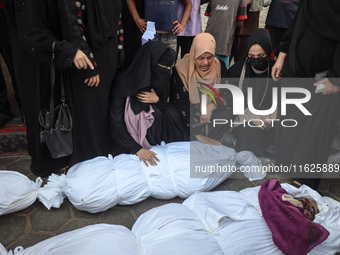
[2,184,339,255]
[0,171,42,216]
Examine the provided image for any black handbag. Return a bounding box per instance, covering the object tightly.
[39,42,73,159]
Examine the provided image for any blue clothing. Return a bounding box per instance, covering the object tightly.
[145,0,178,31]
[266,0,299,29]
[215,55,229,69]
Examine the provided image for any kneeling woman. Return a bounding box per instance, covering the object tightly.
[111,41,176,166]
[163,33,231,145]
[229,28,277,157]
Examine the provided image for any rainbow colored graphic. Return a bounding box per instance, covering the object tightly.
[197,82,222,106]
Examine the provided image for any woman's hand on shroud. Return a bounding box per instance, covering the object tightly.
[73,50,94,70]
[85,75,100,87]
[137,148,160,167]
[136,89,159,104]
[314,78,340,95]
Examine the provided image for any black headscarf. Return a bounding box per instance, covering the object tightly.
[229,28,275,80]
[85,0,122,49]
[228,28,275,109]
[246,28,272,58]
[113,41,176,114]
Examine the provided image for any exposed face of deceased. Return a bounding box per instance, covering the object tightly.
[297,197,319,221]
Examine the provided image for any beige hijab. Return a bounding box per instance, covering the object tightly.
[175,33,221,104]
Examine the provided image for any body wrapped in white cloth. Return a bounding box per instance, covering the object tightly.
[0,142,264,215]
[1,183,339,255]
[0,171,43,216]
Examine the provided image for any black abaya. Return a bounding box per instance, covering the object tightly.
[275,0,340,188]
[4,0,78,176]
[0,8,20,117]
[162,67,191,142]
[110,96,164,154]
[63,39,118,165]
[59,0,121,166]
[5,0,121,176]
[111,41,176,154]
[228,29,277,157]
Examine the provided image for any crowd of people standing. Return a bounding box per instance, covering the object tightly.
[0,0,339,191]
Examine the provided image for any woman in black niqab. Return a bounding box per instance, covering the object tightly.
[111,41,176,167]
[272,0,340,189]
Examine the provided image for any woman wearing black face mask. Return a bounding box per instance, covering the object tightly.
[228,28,277,157]
[248,55,269,71]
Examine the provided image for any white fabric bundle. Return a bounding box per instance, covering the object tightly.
[133,183,340,255]
[0,224,138,255]
[2,184,339,255]
[235,150,265,181]
[0,142,265,215]
[0,171,42,216]
[38,142,241,213]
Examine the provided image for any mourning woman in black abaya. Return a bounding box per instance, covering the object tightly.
[111,41,176,167]
[4,0,121,177]
[272,0,340,189]
[229,28,277,157]
[58,0,122,168]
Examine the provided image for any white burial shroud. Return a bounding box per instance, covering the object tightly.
[38,141,265,213]
[0,142,265,215]
[1,183,339,255]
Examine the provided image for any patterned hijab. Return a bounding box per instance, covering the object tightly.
[175,33,221,103]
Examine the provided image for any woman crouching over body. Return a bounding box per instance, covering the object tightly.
[110,41,176,167]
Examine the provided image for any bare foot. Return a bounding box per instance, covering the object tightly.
[195,135,221,146]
